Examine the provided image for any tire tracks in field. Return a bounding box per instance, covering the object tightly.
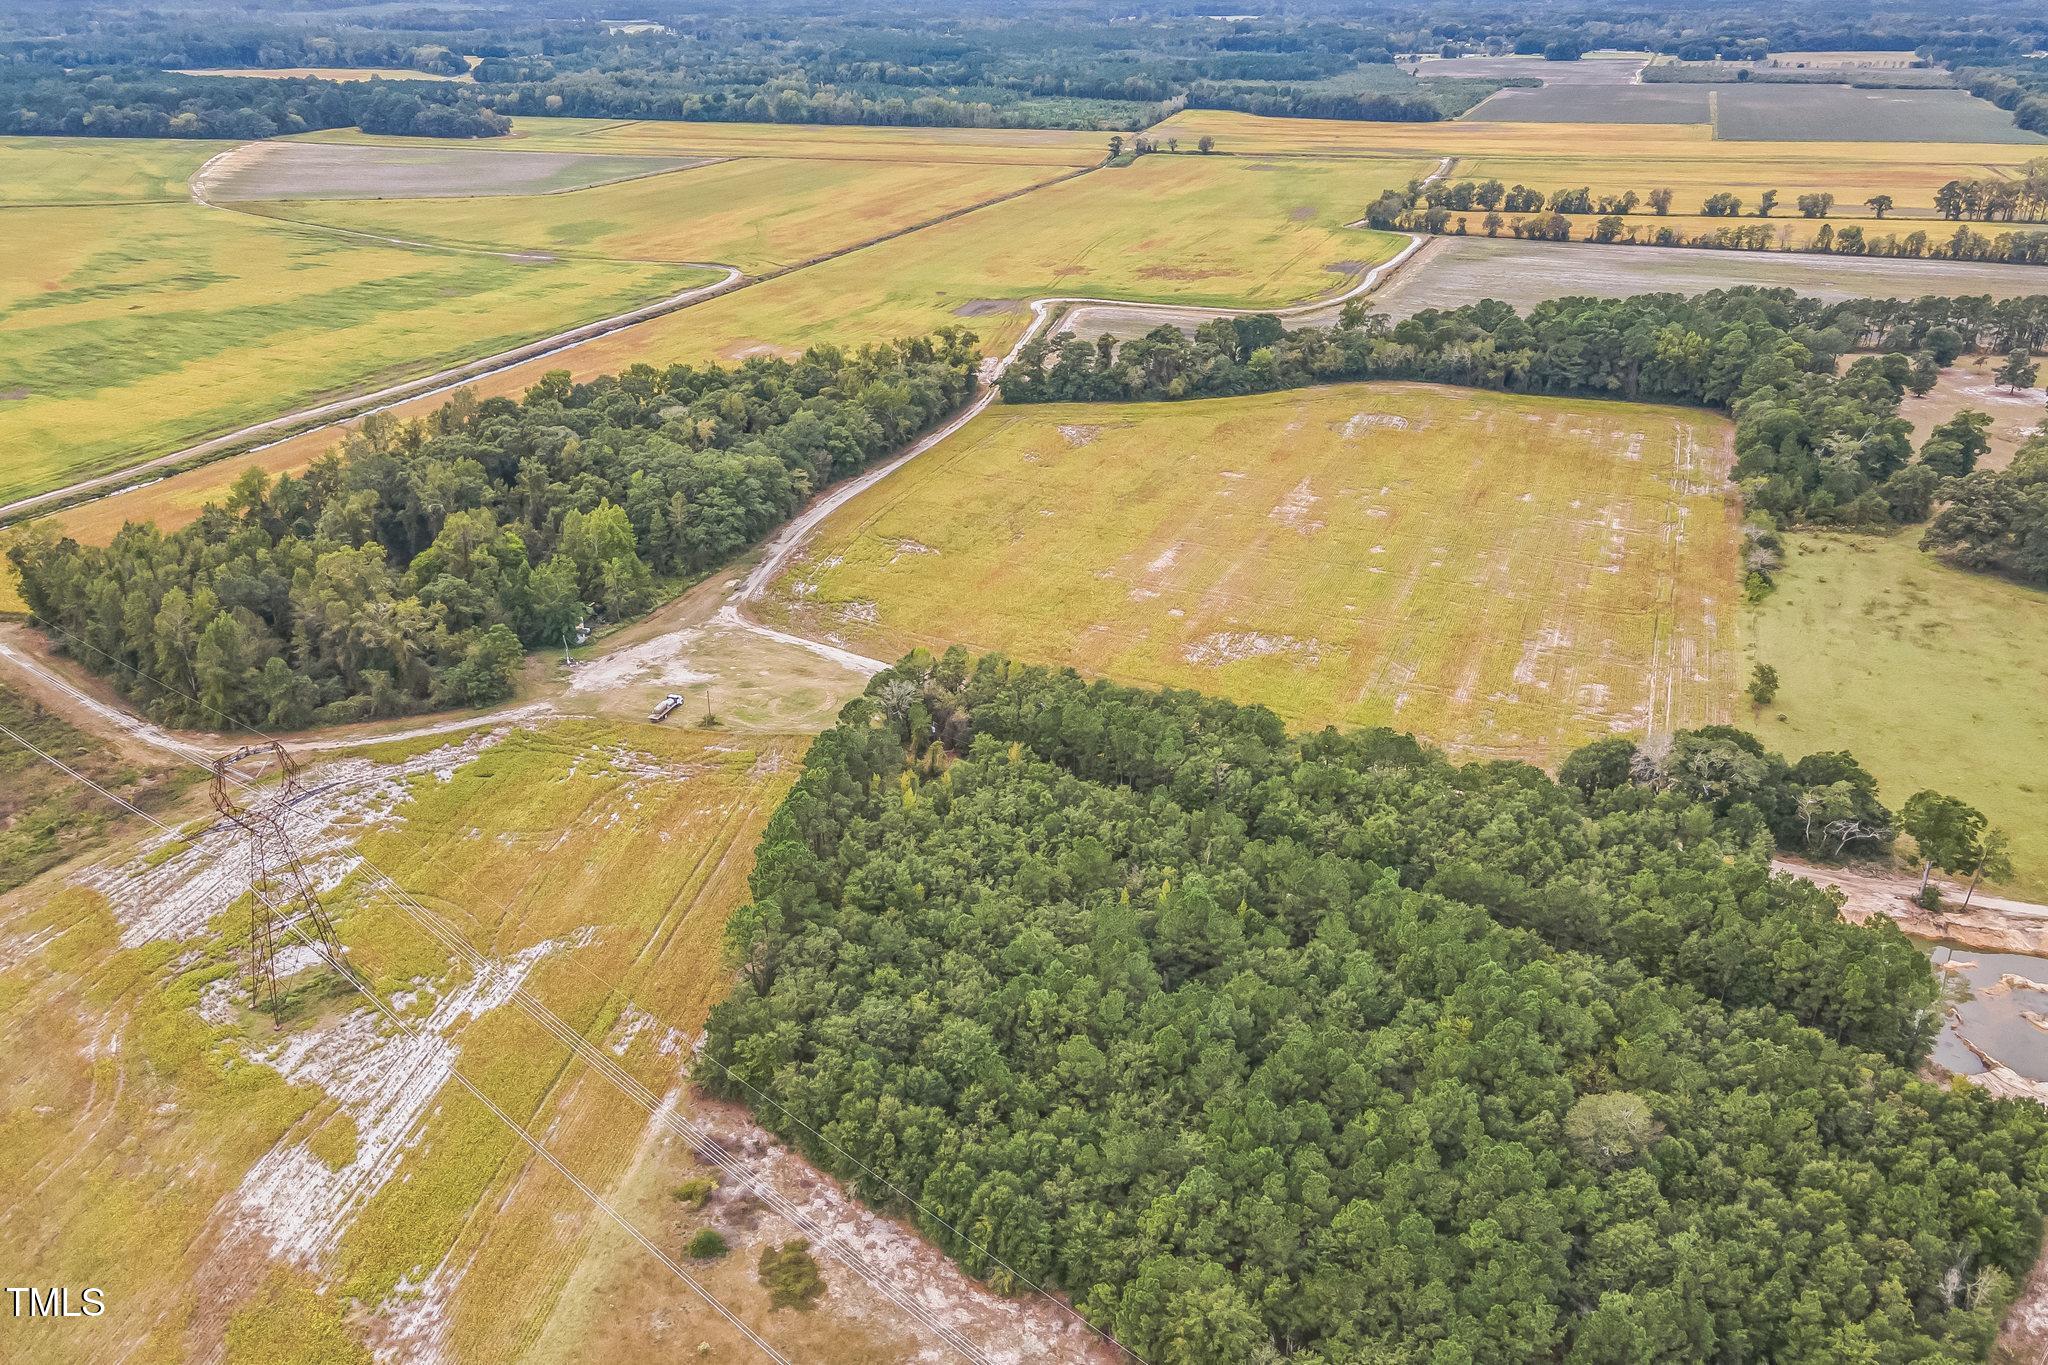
[715,156,1460,678]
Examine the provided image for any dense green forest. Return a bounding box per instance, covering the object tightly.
[702,654,2047,1364]
[7,333,979,728]
[5,1,2045,136]
[1922,428,2048,586]
[0,67,509,139]
[1001,289,2048,536]
[1954,59,2048,137]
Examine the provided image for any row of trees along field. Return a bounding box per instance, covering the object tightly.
[6,332,979,728]
[1365,172,2048,265]
[1397,165,2048,227]
[1001,289,2048,580]
[0,67,510,139]
[701,652,2048,1365]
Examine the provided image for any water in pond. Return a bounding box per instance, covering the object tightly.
[1926,943,2048,1082]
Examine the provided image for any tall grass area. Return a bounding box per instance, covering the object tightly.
[1749,531,2048,896]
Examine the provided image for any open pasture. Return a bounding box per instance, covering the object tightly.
[200,139,711,201]
[249,155,1074,271]
[1897,354,2045,471]
[605,149,1419,357]
[1749,532,2048,897]
[0,134,228,204]
[764,383,1740,762]
[1369,235,2048,316]
[0,201,713,506]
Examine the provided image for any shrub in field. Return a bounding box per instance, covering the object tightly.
[756,1240,825,1310]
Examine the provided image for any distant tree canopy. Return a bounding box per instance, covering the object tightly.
[701,652,2046,1364]
[1002,289,2048,532]
[8,332,979,729]
[13,4,2042,136]
[0,67,510,140]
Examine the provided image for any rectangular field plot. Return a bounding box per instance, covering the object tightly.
[199,140,710,201]
[1371,236,2048,316]
[765,383,1741,762]
[1466,82,1713,124]
[297,116,1112,167]
[1711,85,2045,143]
[251,155,1072,272]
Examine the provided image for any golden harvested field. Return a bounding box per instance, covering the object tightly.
[1150,110,2045,217]
[250,155,1075,272]
[763,383,1742,762]
[299,116,1111,166]
[30,149,1418,544]
[0,201,715,507]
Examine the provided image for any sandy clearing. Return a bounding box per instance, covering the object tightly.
[230,929,591,1268]
[76,728,511,947]
[198,140,711,202]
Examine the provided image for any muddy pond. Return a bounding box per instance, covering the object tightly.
[1929,944,2048,1082]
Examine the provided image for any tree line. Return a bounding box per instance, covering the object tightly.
[0,67,510,140]
[1000,289,2048,542]
[1365,171,2048,265]
[1923,425,2048,587]
[1954,63,2048,138]
[700,651,2047,1364]
[7,333,980,729]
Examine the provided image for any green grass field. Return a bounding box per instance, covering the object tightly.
[1749,532,2048,897]
[0,201,713,506]
[0,135,230,204]
[764,383,1741,763]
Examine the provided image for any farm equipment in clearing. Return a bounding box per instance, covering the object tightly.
[648,693,685,724]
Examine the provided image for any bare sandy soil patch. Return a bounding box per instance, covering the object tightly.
[1897,353,2045,471]
[1369,235,2048,316]
[201,140,711,201]
[1407,54,1648,86]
